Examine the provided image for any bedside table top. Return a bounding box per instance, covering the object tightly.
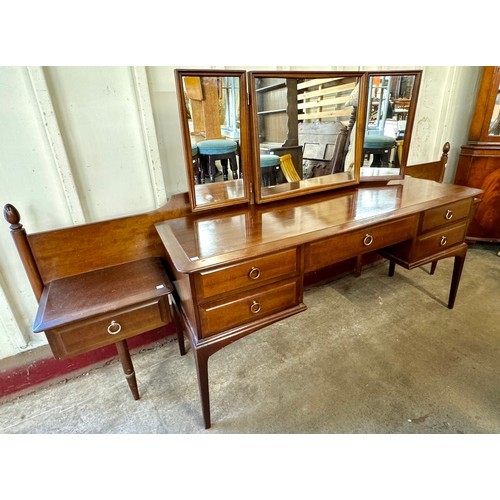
[33,258,173,332]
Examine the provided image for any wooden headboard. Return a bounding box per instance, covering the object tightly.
[405,142,450,182]
[4,193,191,300]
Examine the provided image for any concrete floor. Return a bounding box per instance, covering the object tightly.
[1,242,499,434]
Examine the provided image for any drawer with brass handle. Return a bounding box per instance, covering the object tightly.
[305,215,417,272]
[45,297,170,358]
[420,198,472,233]
[194,248,298,300]
[198,278,300,337]
[412,221,468,261]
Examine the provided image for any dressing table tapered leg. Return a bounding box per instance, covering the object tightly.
[115,339,140,400]
[430,260,438,275]
[388,260,396,277]
[169,295,186,356]
[193,348,211,429]
[448,250,467,310]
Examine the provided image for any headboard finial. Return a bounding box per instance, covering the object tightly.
[3,204,23,231]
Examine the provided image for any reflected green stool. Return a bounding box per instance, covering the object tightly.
[197,140,239,182]
[260,154,282,187]
[363,135,396,167]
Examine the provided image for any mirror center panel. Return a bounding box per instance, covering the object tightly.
[249,71,367,204]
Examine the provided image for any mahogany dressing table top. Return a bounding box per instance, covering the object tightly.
[156,177,483,273]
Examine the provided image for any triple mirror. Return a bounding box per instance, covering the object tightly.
[175,68,421,211]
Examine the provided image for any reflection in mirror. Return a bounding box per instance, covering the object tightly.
[175,70,249,211]
[488,82,500,136]
[251,72,364,202]
[361,72,420,181]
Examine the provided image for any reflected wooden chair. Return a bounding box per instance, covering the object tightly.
[279,154,301,182]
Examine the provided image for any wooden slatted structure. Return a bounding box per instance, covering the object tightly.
[297,77,357,125]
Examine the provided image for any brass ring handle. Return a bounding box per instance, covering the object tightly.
[248,267,261,280]
[250,301,261,314]
[445,209,453,220]
[363,234,374,246]
[107,320,122,335]
[440,235,447,246]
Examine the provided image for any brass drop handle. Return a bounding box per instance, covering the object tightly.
[363,234,374,246]
[445,209,453,220]
[107,320,122,335]
[248,267,261,280]
[250,301,261,314]
[440,235,447,246]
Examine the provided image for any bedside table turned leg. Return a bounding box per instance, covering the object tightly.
[115,339,140,400]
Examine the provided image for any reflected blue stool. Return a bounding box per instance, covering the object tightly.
[197,140,239,182]
[363,135,396,167]
[260,154,282,187]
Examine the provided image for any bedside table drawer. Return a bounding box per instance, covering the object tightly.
[46,297,170,358]
[198,278,300,337]
[413,221,468,261]
[195,248,298,300]
[420,198,472,233]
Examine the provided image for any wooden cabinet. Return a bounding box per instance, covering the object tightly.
[455,66,500,242]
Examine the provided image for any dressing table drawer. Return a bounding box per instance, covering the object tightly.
[412,221,468,261]
[195,248,298,300]
[198,278,300,337]
[46,297,170,358]
[305,216,417,272]
[420,198,472,232]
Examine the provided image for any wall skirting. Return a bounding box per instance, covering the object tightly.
[0,324,176,401]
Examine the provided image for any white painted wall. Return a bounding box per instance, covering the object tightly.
[0,65,482,361]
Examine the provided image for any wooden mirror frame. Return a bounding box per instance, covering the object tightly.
[248,70,368,205]
[360,70,422,183]
[174,69,251,212]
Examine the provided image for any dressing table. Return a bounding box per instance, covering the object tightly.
[4,68,482,429]
[157,69,482,428]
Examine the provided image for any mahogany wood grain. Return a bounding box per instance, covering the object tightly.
[157,177,482,273]
[34,258,174,331]
[194,248,298,300]
[199,278,301,336]
[419,197,472,233]
[27,192,190,284]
